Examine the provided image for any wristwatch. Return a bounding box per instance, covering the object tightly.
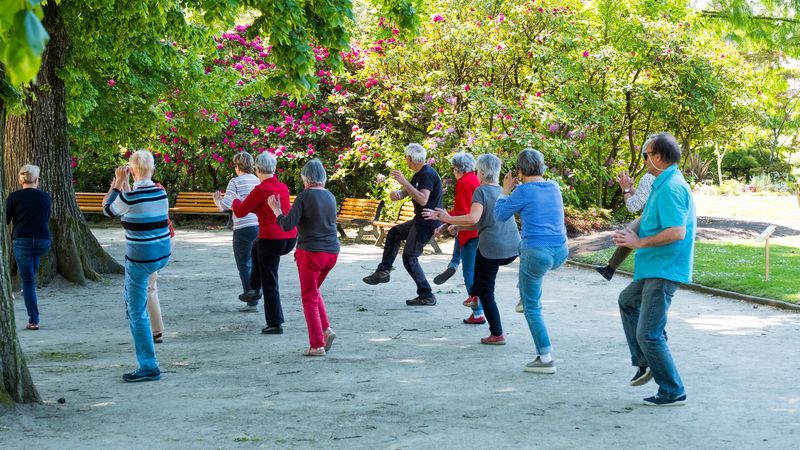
[623,188,631,194]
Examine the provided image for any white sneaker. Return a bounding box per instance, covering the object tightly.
[524,357,556,374]
[515,300,524,313]
[238,304,258,313]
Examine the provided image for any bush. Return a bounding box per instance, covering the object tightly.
[564,206,612,237]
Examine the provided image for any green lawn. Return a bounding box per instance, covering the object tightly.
[574,241,800,304]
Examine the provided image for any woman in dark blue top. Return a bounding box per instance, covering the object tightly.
[5,164,52,330]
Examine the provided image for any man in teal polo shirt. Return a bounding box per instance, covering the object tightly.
[613,132,696,406]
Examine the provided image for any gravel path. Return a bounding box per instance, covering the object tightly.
[1,228,799,449]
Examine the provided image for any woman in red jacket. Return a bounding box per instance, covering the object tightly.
[232,153,297,334]
[434,152,482,324]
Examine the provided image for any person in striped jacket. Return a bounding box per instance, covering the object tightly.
[104,150,171,382]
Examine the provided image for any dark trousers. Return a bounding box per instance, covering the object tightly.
[608,246,633,270]
[470,250,517,336]
[377,220,435,299]
[257,238,296,327]
[232,226,259,294]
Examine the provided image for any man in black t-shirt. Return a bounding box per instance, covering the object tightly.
[363,143,443,305]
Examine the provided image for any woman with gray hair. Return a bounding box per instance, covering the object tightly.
[104,150,171,382]
[432,152,482,323]
[6,164,51,330]
[424,153,521,343]
[214,152,262,310]
[267,159,340,356]
[233,153,297,335]
[495,148,568,374]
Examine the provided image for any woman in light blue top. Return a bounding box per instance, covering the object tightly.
[495,149,568,375]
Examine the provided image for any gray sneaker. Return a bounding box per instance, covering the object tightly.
[524,357,556,374]
[515,300,524,313]
[406,296,437,306]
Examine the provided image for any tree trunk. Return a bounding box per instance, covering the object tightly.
[3,2,122,285]
[0,72,40,406]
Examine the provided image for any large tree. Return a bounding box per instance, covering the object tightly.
[1,0,48,406]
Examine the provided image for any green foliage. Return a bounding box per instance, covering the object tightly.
[0,0,49,86]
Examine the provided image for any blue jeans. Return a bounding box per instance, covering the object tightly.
[232,226,259,293]
[619,278,685,399]
[448,236,462,269]
[519,243,568,355]
[459,237,480,316]
[13,238,51,325]
[125,258,169,371]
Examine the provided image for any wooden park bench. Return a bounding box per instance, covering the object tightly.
[372,202,442,254]
[169,192,297,216]
[76,192,107,214]
[169,192,227,216]
[335,198,384,242]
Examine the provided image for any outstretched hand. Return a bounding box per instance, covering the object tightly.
[502,172,518,195]
[617,171,633,190]
[267,194,282,215]
[613,227,640,249]
[422,207,450,222]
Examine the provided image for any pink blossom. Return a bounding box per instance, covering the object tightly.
[464,84,470,92]
[535,91,542,97]
[285,116,294,124]
[107,79,116,87]
[427,157,436,165]
[361,155,369,161]
[279,131,287,138]
[309,125,317,133]
[160,135,168,144]
[70,158,77,168]
[352,125,359,132]
[163,154,171,163]
[582,50,590,58]
[165,111,174,120]
[173,137,179,144]
[266,125,275,133]
[298,128,306,136]
[216,43,224,50]
[230,119,239,127]
[432,14,445,23]
[253,128,260,136]
[307,149,315,155]
[376,174,387,183]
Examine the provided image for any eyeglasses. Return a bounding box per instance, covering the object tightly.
[642,151,654,160]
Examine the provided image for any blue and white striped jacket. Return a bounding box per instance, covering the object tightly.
[104,180,171,264]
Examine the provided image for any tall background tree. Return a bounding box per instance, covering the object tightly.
[1,0,49,405]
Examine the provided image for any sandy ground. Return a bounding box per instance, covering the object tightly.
[1,227,799,449]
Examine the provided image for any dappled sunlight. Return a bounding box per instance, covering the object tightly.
[368,337,392,343]
[684,314,794,335]
[495,387,517,393]
[396,359,425,365]
[91,402,115,408]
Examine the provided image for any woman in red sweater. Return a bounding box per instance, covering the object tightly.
[434,152,482,324]
[232,153,297,334]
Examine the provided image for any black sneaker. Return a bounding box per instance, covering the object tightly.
[363,270,390,285]
[433,267,457,285]
[122,368,161,382]
[595,265,615,281]
[261,326,284,334]
[239,289,262,303]
[630,366,653,386]
[643,394,686,406]
[406,296,437,306]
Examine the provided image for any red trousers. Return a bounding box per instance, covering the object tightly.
[295,249,338,348]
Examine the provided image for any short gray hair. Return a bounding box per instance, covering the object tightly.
[475,154,501,183]
[18,164,40,184]
[129,150,155,177]
[404,143,427,164]
[254,153,276,175]
[516,148,547,177]
[301,158,327,185]
[450,152,475,174]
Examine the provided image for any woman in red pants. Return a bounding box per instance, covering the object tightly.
[267,159,339,356]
